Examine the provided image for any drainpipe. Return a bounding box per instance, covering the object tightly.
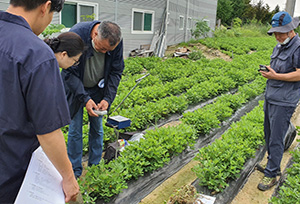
[165,0,169,38]
[158,0,169,57]
[115,0,118,23]
[184,0,189,42]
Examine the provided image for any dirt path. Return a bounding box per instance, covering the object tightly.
[190,43,232,61]
[140,160,199,204]
[164,43,232,62]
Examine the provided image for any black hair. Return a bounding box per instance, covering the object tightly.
[98,21,122,46]
[44,32,85,57]
[10,0,64,12]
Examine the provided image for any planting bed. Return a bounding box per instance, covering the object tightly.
[65,36,292,204]
[102,95,264,204]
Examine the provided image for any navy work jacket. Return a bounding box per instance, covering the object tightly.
[61,21,124,118]
[266,34,300,107]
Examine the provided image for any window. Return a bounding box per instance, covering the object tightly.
[179,15,184,30]
[61,1,98,28]
[132,9,154,33]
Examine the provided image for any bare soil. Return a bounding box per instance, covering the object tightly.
[140,160,199,204]
[164,43,232,61]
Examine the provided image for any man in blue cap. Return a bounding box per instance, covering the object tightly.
[258,11,300,191]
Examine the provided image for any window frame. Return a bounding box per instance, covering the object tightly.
[179,15,184,30]
[59,0,99,28]
[131,8,155,34]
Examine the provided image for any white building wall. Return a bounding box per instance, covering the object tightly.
[0,0,217,56]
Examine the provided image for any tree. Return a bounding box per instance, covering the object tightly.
[232,0,251,19]
[254,0,269,24]
[216,0,280,27]
[217,0,251,26]
[242,3,256,23]
[217,0,234,26]
[274,5,280,13]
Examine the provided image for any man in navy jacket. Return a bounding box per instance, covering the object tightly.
[61,21,124,178]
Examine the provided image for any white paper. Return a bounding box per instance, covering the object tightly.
[195,194,216,204]
[14,146,65,204]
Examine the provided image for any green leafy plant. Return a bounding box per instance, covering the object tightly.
[270,148,300,204]
[191,18,211,39]
[123,58,145,75]
[79,160,128,202]
[192,101,265,192]
[80,123,196,202]
[42,24,65,38]
[233,17,242,28]
[188,50,205,61]
[80,13,96,21]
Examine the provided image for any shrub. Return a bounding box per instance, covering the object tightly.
[188,50,205,61]
[41,24,65,38]
[233,17,242,28]
[191,18,211,39]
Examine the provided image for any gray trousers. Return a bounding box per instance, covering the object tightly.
[263,101,295,177]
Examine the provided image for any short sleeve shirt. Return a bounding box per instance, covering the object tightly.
[0,11,71,202]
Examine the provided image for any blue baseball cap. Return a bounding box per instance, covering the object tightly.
[267,11,299,35]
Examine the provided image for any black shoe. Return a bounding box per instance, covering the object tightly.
[256,164,281,176]
[75,175,80,179]
[257,176,277,191]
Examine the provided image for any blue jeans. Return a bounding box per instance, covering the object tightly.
[263,101,295,178]
[67,106,104,177]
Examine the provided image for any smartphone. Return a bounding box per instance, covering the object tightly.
[259,65,269,72]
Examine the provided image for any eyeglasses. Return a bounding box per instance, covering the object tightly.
[72,58,80,66]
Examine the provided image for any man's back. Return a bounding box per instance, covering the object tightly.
[0,11,70,202]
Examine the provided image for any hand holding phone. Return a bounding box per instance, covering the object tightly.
[258,65,269,72]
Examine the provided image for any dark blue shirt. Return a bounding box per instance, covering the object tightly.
[0,11,71,202]
[266,34,300,107]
